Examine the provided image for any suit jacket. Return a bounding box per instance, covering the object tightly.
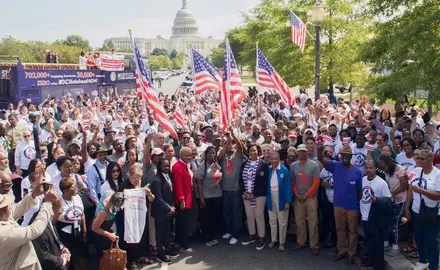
[172,160,193,209]
[151,173,175,220]
[0,195,53,270]
[32,223,66,270]
[239,158,269,197]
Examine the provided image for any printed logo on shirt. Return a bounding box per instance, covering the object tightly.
[64,205,83,221]
[23,146,35,159]
[410,177,427,190]
[361,186,375,204]
[353,152,366,167]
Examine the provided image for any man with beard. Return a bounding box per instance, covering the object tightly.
[218,127,245,245]
[262,130,280,150]
[351,133,368,175]
[318,144,362,265]
[103,129,117,149]
[108,139,126,167]
[247,125,264,144]
[327,124,341,147]
[192,131,207,161]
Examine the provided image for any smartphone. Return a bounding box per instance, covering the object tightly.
[43,183,53,192]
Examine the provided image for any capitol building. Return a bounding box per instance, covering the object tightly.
[104,0,223,58]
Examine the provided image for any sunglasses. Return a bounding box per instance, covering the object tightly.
[112,169,120,173]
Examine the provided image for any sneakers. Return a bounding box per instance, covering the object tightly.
[205,240,219,247]
[388,248,400,257]
[412,262,429,270]
[256,241,265,251]
[179,247,196,254]
[165,251,179,259]
[229,237,238,245]
[242,238,256,246]
[222,233,232,239]
[157,255,171,263]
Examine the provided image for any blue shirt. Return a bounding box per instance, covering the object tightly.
[325,160,362,210]
[86,160,107,203]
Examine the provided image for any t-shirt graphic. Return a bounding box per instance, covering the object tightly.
[361,185,375,204]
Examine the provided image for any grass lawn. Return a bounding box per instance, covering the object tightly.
[241,75,256,84]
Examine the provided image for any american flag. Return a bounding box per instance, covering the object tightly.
[289,9,307,52]
[191,49,222,94]
[256,48,293,105]
[221,38,245,128]
[129,31,177,138]
[174,102,185,128]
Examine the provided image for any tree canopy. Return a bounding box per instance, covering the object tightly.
[234,0,371,91]
[361,0,440,103]
[55,34,92,52]
[151,48,169,56]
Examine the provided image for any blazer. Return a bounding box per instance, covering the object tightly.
[172,160,193,209]
[32,223,66,270]
[151,173,175,219]
[239,158,269,197]
[266,165,293,212]
[0,195,53,270]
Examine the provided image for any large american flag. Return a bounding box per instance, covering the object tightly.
[174,102,185,128]
[191,49,222,94]
[256,48,294,105]
[289,9,307,52]
[221,38,245,128]
[130,31,177,138]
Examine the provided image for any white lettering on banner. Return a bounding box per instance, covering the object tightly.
[58,79,98,85]
[101,54,125,71]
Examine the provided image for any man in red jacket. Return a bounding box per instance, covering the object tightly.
[172,147,195,253]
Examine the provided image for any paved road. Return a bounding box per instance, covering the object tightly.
[155,74,188,96]
[140,236,358,270]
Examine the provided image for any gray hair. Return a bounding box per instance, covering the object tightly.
[110,192,125,208]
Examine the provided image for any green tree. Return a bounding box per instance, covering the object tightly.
[56,35,92,52]
[100,40,115,51]
[170,49,178,59]
[361,0,440,104]
[151,48,169,57]
[150,55,172,70]
[209,47,224,69]
[235,0,371,92]
[172,57,182,69]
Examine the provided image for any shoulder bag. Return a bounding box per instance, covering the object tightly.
[418,170,439,228]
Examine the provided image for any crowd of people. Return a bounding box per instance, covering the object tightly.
[0,86,439,270]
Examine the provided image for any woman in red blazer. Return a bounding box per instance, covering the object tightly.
[171,147,195,254]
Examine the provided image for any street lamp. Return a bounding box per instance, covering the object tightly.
[311,2,325,102]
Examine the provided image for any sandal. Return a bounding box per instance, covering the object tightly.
[403,246,416,253]
[279,244,285,252]
[137,257,154,265]
[268,241,278,249]
[409,251,420,259]
[129,262,138,270]
[332,253,347,262]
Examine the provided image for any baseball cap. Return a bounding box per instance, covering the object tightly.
[151,148,164,156]
[297,144,308,152]
[340,145,353,155]
[288,131,298,138]
[0,193,14,209]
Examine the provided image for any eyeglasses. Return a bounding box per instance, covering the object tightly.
[112,169,120,173]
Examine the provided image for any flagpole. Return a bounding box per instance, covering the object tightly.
[255,42,259,86]
[225,36,232,127]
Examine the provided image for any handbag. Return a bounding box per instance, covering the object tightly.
[418,170,439,228]
[99,241,127,270]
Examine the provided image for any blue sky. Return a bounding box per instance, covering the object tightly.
[1,0,261,47]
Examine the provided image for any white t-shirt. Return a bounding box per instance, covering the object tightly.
[351,144,367,175]
[59,195,84,234]
[320,168,334,203]
[21,172,53,199]
[395,152,416,173]
[360,175,391,221]
[409,167,440,214]
[21,195,44,227]
[45,163,60,178]
[123,188,147,243]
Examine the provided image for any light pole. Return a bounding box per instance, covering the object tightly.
[311,2,325,102]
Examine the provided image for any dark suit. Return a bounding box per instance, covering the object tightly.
[32,222,66,270]
[151,173,174,256]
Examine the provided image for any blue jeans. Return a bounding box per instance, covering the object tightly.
[412,211,440,270]
[223,190,243,238]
